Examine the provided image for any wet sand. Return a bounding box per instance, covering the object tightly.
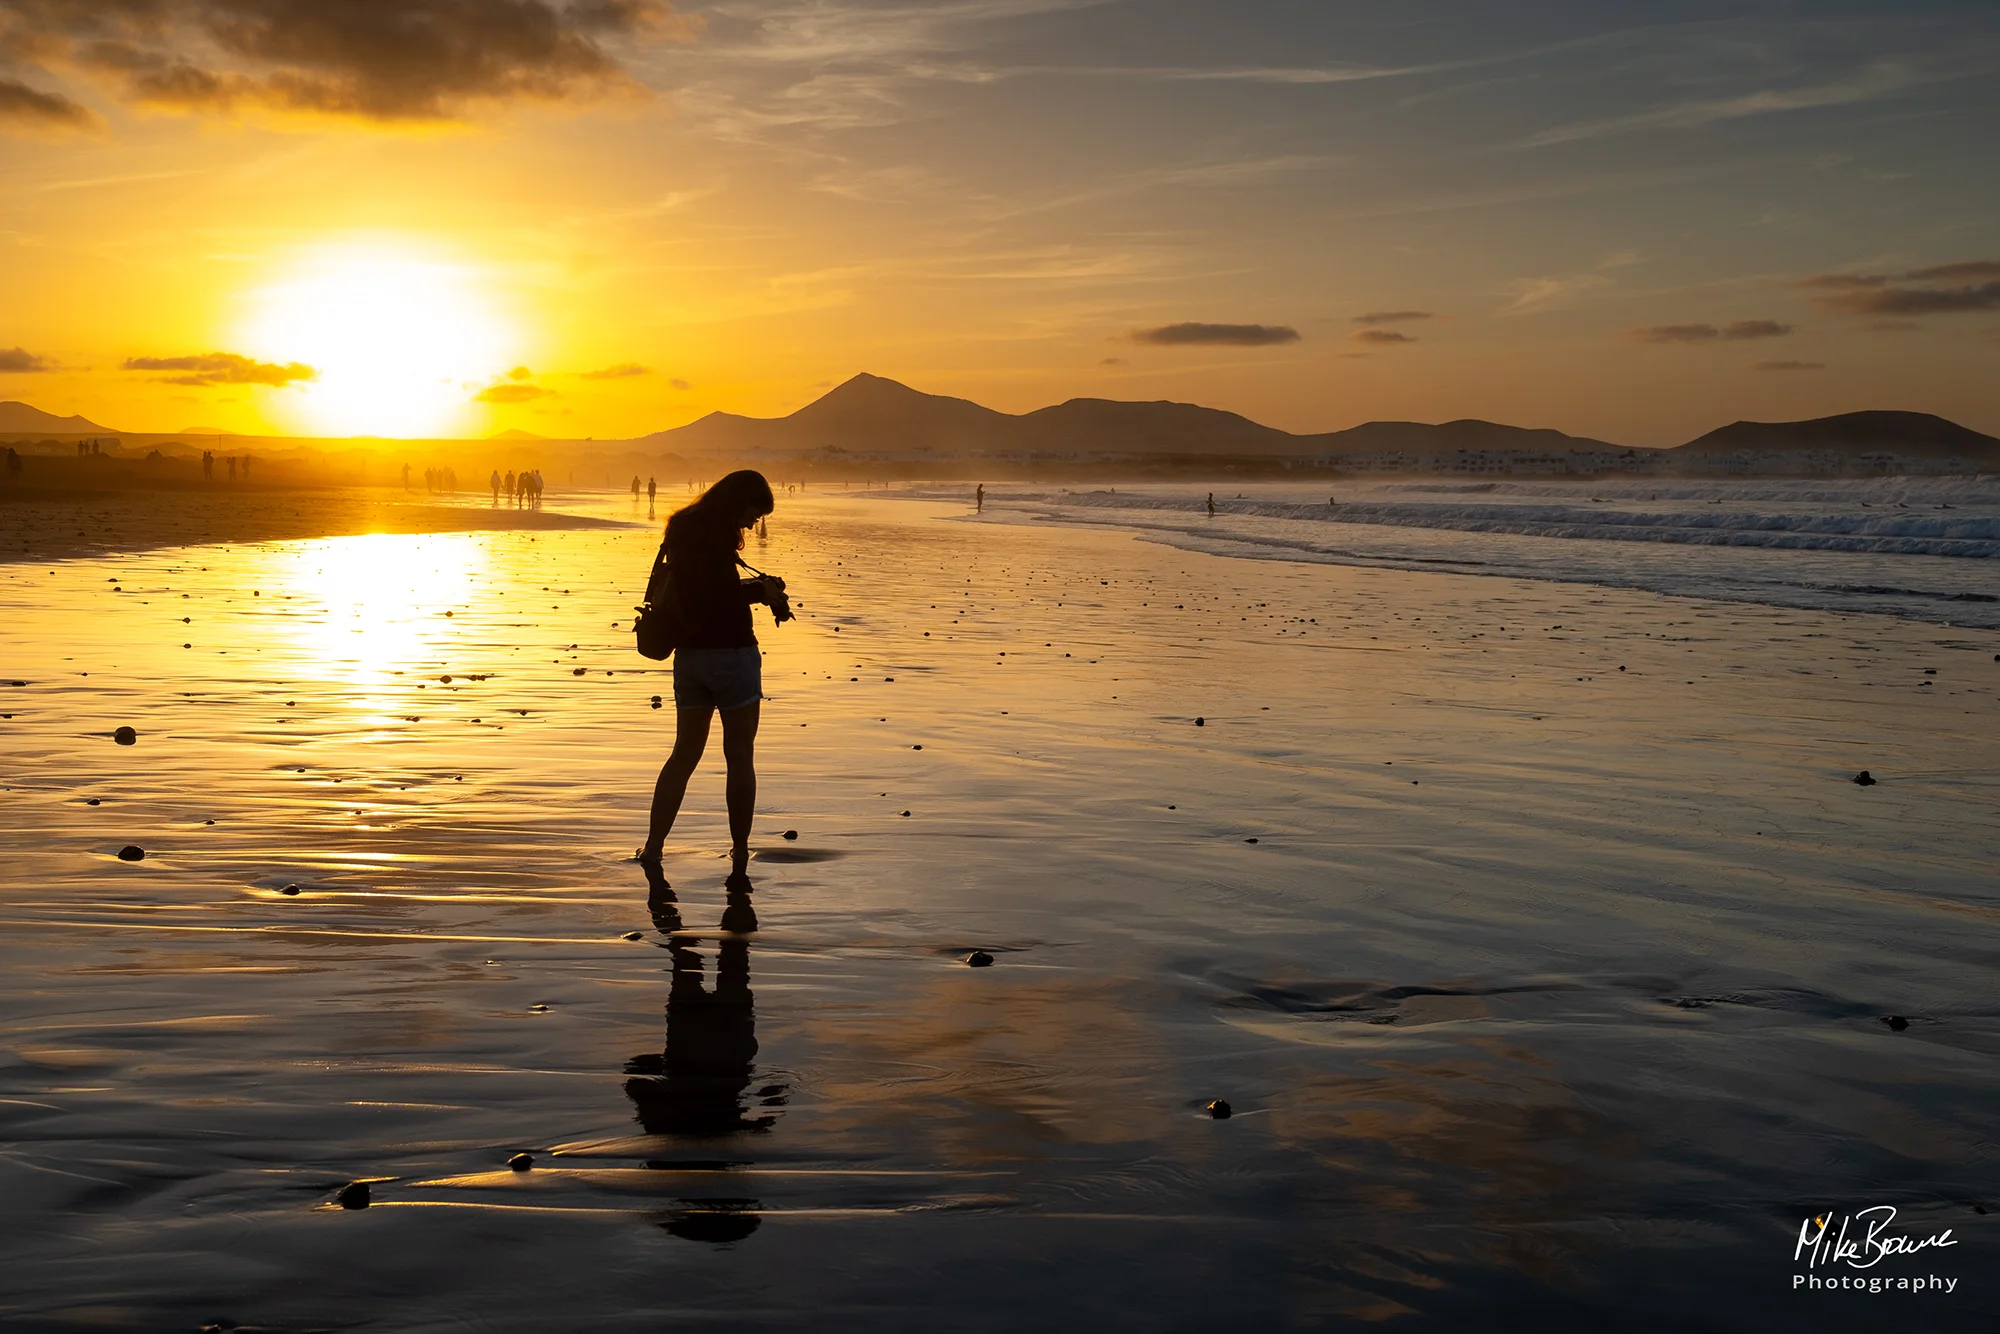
[2,494,1996,1331]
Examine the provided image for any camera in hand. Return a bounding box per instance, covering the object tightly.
[762,575,793,624]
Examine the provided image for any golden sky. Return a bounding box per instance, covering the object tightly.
[2,1,1997,445]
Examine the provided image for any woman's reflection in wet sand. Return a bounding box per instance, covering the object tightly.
[625,868,780,1139]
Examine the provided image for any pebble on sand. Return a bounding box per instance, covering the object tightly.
[1194,717,1205,727]
[1882,1014,1910,1031]
[621,931,643,941]
[113,726,137,745]
[528,1003,550,1012]
[782,829,799,840]
[1853,770,1877,786]
[966,951,994,967]
[572,667,587,676]
[509,1152,534,1171]
[335,1181,370,1209]
[650,696,663,709]
[1206,1099,1232,1119]
[900,810,911,817]
[280,884,301,896]
[117,845,145,861]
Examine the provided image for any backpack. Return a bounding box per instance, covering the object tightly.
[632,535,688,661]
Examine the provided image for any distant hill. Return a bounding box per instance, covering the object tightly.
[491,428,549,440]
[1,400,114,434]
[1676,411,2000,459]
[1305,418,1622,455]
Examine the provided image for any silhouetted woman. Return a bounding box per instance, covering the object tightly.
[639,470,781,871]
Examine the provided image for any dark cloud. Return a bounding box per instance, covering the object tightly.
[1800,259,2000,317]
[1352,310,1432,326]
[669,377,690,390]
[0,75,97,129]
[1632,320,1791,344]
[1131,322,1300,346]
[476,381,551,403]
[0,0,696,123]
[580,361,648,379]
[1816,282,2000,316]
[1350,328,1415,345]
[1721,319,1791,340]
[123,351,314,386]
[0,345,57,371]
[1901,260,2000,282]
[1631,323,1719,343]
[1752,360,1824,371]
[1098,357,1126,367]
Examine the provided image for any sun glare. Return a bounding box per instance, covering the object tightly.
[240,242,520,438]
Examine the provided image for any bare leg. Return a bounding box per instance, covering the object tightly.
[641,706,714,859]
[719,699,761,862]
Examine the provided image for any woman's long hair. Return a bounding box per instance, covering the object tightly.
[689,470,774,522]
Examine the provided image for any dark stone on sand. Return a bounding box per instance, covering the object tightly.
[86,797,100,805]
[900,810,911,817]
[441,675,453,684]
[1882,1014,1909,1031]
[966,951,994,967]
[621,931,643,941]
[509,1152,534,1171]
[280,884,301,896]
[117,845,144,861]
[912,744,923,750]
[1853,770,1877,786]
[113,726,136,745]
[572,667,587,675]
[783,829,798,840]
[1206,1099,1232,1119]
[1244,837,1258,844]
[336,1181,370,1209]
[528,1003,550,1012]
[1194,717,1205,726]
[651,695,662,709]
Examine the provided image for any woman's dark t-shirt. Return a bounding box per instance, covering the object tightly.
[665,507,758,649]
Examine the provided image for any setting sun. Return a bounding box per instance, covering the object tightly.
[239,242,519,438]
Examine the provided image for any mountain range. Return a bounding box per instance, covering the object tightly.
[641,374,1999,460]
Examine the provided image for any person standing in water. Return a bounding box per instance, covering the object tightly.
[975,483,984,513]
[1206,492,1215,517]
[490,469,501,504]
[639,470,784,874]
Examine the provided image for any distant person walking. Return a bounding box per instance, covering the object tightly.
[632,476,642,501]
[638,470,785,875]
[227,456,237,482]
[490,469,501,505]
[1206,492,1215,517]
[648,476,657,504]
[4,446,19,486]
[975,483,984,513]
[505,470,516,506]
[201,451,213,481]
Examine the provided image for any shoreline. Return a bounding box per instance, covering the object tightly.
[1,485,640,564]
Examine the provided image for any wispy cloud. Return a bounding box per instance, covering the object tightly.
[582,363,651,380]
[1350,329,1415,345]
[1752,360,1824,371]
[1513,60,1942,149]
[1503,273,1609,315]
[1353,310,1432,326]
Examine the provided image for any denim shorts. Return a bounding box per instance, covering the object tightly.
[673,645,763,712]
